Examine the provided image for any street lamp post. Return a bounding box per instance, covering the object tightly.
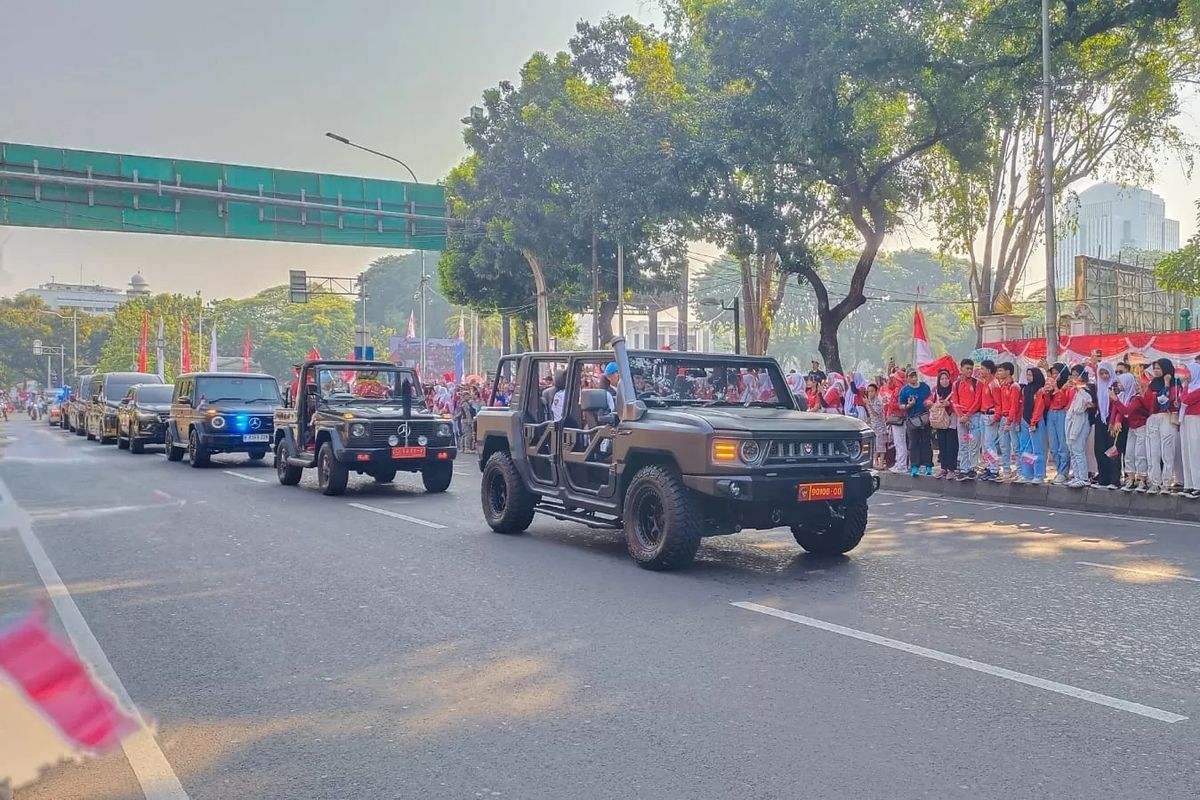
[36,308,78,381]
[326,131,428,374]
[1041,0,1059,362]
[699,297,741,354]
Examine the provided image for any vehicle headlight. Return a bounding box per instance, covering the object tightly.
[739,439,762,464]
[350,422,367,438]
[210,415,226,429]
[845,439,862,459]
[388,434,400,446]
[417,435,429,446]
[436,423,452,438]
[712,439,739,463]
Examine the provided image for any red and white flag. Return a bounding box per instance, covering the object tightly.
[406,311,416,339]
[913,306,958,379]
[0,610,139,788]
[181,317,192,373]
[242,327,252,373]
[137,312,149,373]
[457,312,465,341]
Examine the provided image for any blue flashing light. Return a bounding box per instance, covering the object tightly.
[235,414,248,431]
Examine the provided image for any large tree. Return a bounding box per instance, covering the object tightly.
[0,295,109,386]
[670,0,1187,371]
[931,16,1199,335]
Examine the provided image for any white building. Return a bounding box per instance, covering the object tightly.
[574,307,716,352]
[1055,183,1180,287]
[19,272,151,314]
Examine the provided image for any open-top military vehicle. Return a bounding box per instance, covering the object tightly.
[272,360,456,496]
[474,338,878,570]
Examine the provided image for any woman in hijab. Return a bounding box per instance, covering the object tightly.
[931,369,958,478]
[845,372,868,420]
[1043,361,1071,483]
[865,383,887,469]
[1143,358,1180,494]
[1110,371,1141,491]
[823,372,846,414]
[1179,358,1200,497]
[1015,367,1047,483]
[1092,362,1121,488]
[1064,364,1094,488]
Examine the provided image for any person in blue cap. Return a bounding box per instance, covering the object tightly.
[602,362,620,412]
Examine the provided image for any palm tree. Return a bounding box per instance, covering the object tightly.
[443,307,503,350]
[879,307,953,368]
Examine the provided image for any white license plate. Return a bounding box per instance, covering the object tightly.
[242,434,270,443]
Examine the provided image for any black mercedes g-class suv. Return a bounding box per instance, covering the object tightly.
[165,372,282,467]
[474,338,878,570]
[272,360,455,495]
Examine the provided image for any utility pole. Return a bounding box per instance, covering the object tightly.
[419,267,427,375]
[591,230,600,348]
[1041,0,1059,361]
[677,260,689,351]
[358,271,369,356]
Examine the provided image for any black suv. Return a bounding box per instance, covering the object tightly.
[166,372,282,467]
[474,338,878,570]
[86,372,164,444]
[116,383,175,453]
[272,359,455,495]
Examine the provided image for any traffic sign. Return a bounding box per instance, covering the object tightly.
[0,142,449,250]
[353,346,375,361]
[289,270,308,304]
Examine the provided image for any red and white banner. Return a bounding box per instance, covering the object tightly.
[985,331,1200,371]
[914,306,959,379]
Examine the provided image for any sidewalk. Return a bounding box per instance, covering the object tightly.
[879,471,1200,522]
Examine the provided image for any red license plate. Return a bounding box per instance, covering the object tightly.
[391,446,426,459]
[798,482,844,502]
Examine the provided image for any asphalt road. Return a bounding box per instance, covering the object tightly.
[3,416,1200,799]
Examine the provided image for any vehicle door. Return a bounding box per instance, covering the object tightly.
[559,358,619,498]
[524,358,567,486]
[86,375,103,430]
[118,387,136,435]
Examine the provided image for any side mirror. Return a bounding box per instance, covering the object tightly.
[177,396,191,407]
[581,389,611,413]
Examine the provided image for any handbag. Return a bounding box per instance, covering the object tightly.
[905,411,930,431]
[929,402,951,430]
[886,412,904,427]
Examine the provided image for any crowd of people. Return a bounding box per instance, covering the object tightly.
[791,354,1200,496]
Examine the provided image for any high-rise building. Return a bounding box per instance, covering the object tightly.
[1054,182,1180,287]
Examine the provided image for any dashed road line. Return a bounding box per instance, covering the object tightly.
[348,502,447,529]
[222,470,267,483]
[733,600,1187,725]
[1077,561,1200,584]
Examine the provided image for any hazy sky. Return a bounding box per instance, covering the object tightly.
[0,0,1196,300]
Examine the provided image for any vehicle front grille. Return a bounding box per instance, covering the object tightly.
[764,438,854,465]
[366,419,449,448]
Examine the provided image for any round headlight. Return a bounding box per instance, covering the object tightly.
[388,434,400,446]
[845,439,862,459]
[350,423,367,438]
[417,435,429,446]
[436,423,452,438]
[210,415,226,429]
[739,439,761,463]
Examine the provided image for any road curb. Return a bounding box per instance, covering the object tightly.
[879,473,1200,522]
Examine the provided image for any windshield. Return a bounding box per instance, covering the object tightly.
[312,367,425,408]
[196,377,281,405]
[135,385,174,404]
[106,376,160,400]
[625,356,794,409]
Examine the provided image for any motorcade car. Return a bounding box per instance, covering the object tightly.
[68,374,94,435]
[85,372,163,444]
[165,372,282,467]
[116,383,175,453]
[474,338,878,570]
[272,360,455,495]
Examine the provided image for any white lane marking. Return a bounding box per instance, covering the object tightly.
[221,470,267,483]
[877,490,1200,529]
[0,475,191,799]
[1077,561,1200,584]
[348,502,446,529]
[31,501,186,522]
[732,601,1187,725]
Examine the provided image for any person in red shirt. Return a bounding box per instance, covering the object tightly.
[1014,367,1048,483]
[1043,362,1074,484]
[1111,371,1148,491]
[884,369,909,473]
[1143,358,1181,494]
[951,358,981,478]
[1179,359,1200,496]
[991,361,1021,480]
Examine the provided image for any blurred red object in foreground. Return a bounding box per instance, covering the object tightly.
[0,609,138,788]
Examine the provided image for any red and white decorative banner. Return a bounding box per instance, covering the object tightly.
[985,331,1200,371]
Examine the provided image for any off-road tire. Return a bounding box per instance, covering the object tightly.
[622,465,702,571]
[166,429,185,461]
[85,421,96,442]
[481,451,536,534]
[275,441,303,486]
[188,429,211,468]
[130,432,145,454]
[791,499,868,556]
[373,468,397,484]
[317,442,348,496]
[421,461,453,493]
[117,430,130,450]
[247,450,267,461]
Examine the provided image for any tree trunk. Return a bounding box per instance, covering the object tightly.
[597,300,618,345]
[816,311,843,374]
